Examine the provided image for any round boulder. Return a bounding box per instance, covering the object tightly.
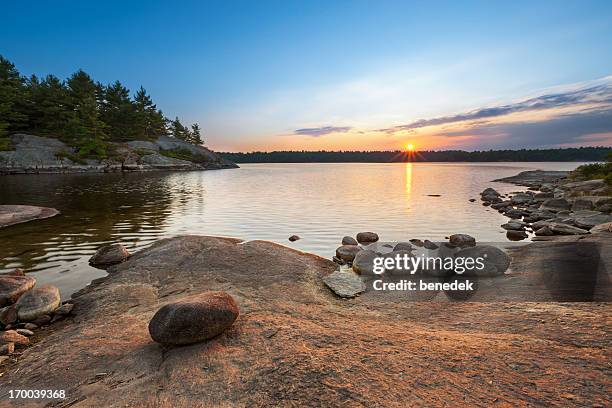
[455,245,510,277]
[506,230,528,241]
[356,232,379,244]
[15,284,61,321]
[149,291,239,345]
[89,244,130,266]
[0,274,36,306]
[335,245,362,262]
[351,250,378,275]
[448,234,476,248]
[341,236,359,246]
[288,235,300,242]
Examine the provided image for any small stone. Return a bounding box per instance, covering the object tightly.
[16,329,33,337]
[409,239,424,247]
[55,303,74,316]
[356,232,379,244]
[23,323,38,330]
[448,234,476,248]
[89,243,130,266]
[32,314,51,326]
[423,240,439,250]
[0,342,15,355]
[0,305,17,326]
[335,245,362,262]
[394,242,414,251]
[501,221,526,231]
[322,271,366,298]
[469,198,476,202]
[148,291,239,345]
[506,230,528,241]
[0,330,29,346]
[480,187,500,197]
[341,236,358,246]
[288,235,300,242]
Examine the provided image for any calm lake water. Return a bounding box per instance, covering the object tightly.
[0,162,586,298]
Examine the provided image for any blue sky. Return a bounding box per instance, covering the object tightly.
[1,0,612,151]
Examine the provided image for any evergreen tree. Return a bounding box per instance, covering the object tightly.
[134,86,166,139]
[191,123,203,145]
[0,56,27,136]
[169,116,189,141]
[65,69,107,154]
[100,80,139,142]
[28,74,72,135]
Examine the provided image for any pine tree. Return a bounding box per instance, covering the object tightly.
[28,74,72,135]
[191,123,203,145]
[65,69,107,155]
[0,56,27,136]
[134,87,166,139]
[101,80,139,142]
[169,117,189,141]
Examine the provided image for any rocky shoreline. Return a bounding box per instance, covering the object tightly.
[480,170,611,241]
[0,134,238,175]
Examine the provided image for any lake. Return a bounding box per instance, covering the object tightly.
[0,162,586,298]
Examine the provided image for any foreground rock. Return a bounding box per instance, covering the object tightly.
[0,274,36,306]
[89,244,130,266]
[0,205,59,229]
[15,284,61,321]
[356,231,379,244]
[148,292,239,345]
[0,235,610,407]
[322,271,366,298]
[335,245,362,262]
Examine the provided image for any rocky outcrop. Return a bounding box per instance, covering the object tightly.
[0,134,238,174]
[0,205,59,228]
[0,235,609,407]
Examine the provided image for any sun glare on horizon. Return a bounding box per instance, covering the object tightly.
[405,143,415,152]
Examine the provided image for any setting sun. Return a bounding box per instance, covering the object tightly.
[405,143,415,152]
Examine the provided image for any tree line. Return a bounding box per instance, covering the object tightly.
[220,147,612,163]
[0,55,202,157]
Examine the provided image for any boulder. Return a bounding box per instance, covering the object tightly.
[511,193,533,205]
[288,235,300,242]
[409,239,424,247]
[356,232,379,244]
[0,274,36,306]
[393,242,414,251]
[572,198,594,211]
[506,230,528,241]
[573,214,612,230]
[0,330,29,346]
[335,245,362,262]
[448,234,476,248]
[341,236,358,246]
[455,245,510,277]
[541,198,571,212]
[322,271,366,298]
[423,240,439,250]
[89,244,130,266]
[15,285,61,321]
[547,223,589,235]
[501,221,527,231]
[351,250,378,275]
[480,187,500,197]
[148,292,239,345]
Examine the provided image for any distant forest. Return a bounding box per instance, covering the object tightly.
[0,55,201,158]
[221,147,611,163]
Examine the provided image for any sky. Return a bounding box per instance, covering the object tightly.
[1,0,612,152]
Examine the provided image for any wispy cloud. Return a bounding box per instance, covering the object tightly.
[294,126,352,137]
